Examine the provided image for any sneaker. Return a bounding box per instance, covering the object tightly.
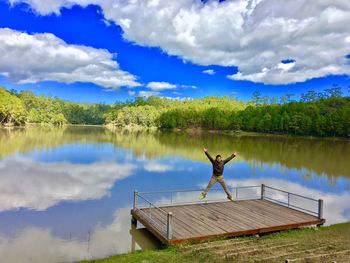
[199,193,206,200]
[227,196,234,202]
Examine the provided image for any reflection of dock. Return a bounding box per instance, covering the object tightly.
[129,224,161,252]
[131,185,325,245]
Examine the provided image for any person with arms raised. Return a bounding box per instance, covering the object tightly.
[199,148,237,202]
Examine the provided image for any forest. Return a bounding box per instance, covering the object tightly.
[0,87,111,125]
[106,87,350,137]
[1,86,349,137]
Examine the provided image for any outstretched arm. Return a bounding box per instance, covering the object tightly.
[203,148,214,163]
[223,152,237,164]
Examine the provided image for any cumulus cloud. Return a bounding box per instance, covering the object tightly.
[8,0,93,15]
[0,156,135,211]
[11,0,350,84]
[134,81,196,97]
[202,69,216,75]
[0,28,140,89]
[145,81,196,92]
[146,81,177,91]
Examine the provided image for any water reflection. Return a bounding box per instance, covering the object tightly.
[1,127,349,178]
[1,177,348,263]
[0,207,159,263]
[0,126,349,263]
[0,156,135,211]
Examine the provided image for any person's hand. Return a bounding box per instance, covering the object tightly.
[233,151,237,156]
[203,148,208,152]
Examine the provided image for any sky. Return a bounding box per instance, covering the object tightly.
[0,0,349,104]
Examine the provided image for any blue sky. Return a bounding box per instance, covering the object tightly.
[0,1,349,104]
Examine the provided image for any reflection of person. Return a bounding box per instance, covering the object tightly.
[199,148,237,202]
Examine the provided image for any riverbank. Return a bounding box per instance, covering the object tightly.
[104,125,349,141]
[80,222,350,263]
[2,124,348,141]
[171,128,350,141]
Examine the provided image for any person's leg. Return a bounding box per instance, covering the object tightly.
[202,175,217,196]
[217,175,232,198]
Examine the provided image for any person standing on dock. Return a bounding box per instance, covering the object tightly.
[199,148,237,202]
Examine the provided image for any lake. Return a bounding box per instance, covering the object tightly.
[0,126,349,263]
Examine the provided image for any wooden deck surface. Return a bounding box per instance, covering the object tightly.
[131,199,325,244]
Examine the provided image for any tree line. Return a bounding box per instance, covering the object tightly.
[1,86,349,137]
[106,87,350,137]
[0,87,111,126]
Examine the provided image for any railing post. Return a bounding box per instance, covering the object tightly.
[167,212,173,239]
[133,190,138,210]
[287,192,290,207]
[261,184,265,200]
[318,199,323,219]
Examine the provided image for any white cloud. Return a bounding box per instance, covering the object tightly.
[202,69,216,75]
[277,61,296,72]
[0,28,140,89]
[146,81,177,91]
[0,156,135,211]
[8,0,93,15]
[137,81,196,97]
[138,90,160,97]
[11,0,350,84]
[145,81,196,91]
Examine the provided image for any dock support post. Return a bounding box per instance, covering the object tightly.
[133,190,138,210]
[318,199,324,219]
[167,212,173,240]
[131,190,138,225]
[261,184,265,200]
[131,216,137,225]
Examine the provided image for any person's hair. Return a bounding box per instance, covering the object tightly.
[216,154,221,159]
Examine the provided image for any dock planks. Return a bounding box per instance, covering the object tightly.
[131,199,325,245]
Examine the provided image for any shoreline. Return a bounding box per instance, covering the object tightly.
[79,221,350,263]
[105,125,349,141]
[1,124,348,141]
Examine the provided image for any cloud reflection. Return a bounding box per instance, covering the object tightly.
[0,157,135,211]
[0,207,158,263]
[143,162,174,173]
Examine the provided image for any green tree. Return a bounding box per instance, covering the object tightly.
[0,87,27,125]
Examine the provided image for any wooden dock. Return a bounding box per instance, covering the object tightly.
[131,185,325,245]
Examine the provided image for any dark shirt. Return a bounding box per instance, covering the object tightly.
[205,152,236,176]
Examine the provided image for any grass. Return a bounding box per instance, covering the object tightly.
[79,222,350,263]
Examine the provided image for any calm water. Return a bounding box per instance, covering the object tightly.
[0,126,349,262]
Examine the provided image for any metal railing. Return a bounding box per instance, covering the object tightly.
[138,185,262,205]
[132,184,324,240]
[261,184,324,219]
[133,191,172,239]
[133,190,173,239]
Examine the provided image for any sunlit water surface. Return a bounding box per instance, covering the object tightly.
[0,126,349,262]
